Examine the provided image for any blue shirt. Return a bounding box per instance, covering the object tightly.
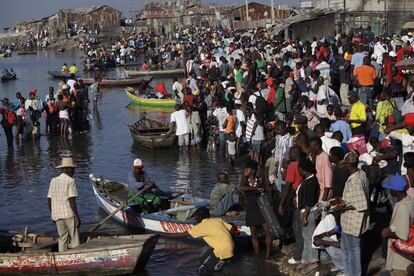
[330,120,352,143]
[351,52,366,73]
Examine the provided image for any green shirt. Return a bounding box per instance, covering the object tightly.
[210,183,233,208]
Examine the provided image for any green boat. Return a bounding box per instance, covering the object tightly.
[125,88,175,109]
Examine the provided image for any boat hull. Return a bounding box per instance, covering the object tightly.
[124,69,185,78]
[126,90,175,109]
[0,234,158,275]
[48,71,78,79]
[80,78,149,88]
[91,177,251,236]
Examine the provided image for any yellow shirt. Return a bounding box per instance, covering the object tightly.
[376,99,396,132]
[61,66,68,73]
[350,100,366,129]
[188,218,234,259]
[69,65,78,74]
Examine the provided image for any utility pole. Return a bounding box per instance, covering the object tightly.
[271,0,275,25]
[245,0,249,21]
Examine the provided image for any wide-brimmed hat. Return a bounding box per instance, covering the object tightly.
[56,157,77,169]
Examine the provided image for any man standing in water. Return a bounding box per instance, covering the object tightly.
[47,157,80,252]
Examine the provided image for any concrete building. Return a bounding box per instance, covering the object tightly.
[15,5,121,36]
[312,0,414,34]
[230,2,293,30]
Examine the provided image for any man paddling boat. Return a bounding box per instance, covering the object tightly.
[47,157,80,252]
[127,158,164,213]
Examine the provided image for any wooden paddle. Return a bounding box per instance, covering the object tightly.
[86,185,152,234]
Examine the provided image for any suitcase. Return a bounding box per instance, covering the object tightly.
[257,192,286,239]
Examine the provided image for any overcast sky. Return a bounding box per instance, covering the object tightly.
[0,0,300,29]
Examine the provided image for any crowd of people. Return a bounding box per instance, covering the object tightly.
[160,25,414,275]
[81,29,187,71]
[0,74,93,149]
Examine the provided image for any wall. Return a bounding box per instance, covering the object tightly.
[231,2,290,21]
[313,0,414,12]
[291,13,336,41]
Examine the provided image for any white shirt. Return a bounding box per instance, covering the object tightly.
[235,109,245,138]
[321,134,341,154]
[402,94,414,116]
[172,81,184,101]
[25,98,41,111]
[170,109,189,136]
[389,131,414,175]
[213,107,229,132]
[317,85,329,115]
[67,79,76,93]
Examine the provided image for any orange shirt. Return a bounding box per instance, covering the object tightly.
[225,115,236,134]
[353,64,376,86]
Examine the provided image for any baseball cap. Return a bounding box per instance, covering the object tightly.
[389,51,397,57]
[382,175,408,192]
[133,158,143,168]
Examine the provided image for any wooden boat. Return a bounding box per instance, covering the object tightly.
[90,175,251,236]
[1,75,16,82]
[16,51,37,55]
[0,231,159,274]
[124,68,185,78]
[79,77,152,88]
[128,117,175,149]
[48,70,79,79]
[125,87,175,109]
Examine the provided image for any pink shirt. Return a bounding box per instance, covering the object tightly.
[315,151,333,202]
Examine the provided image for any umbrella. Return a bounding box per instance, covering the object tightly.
[241,32,253,38]
[395,58,414,68]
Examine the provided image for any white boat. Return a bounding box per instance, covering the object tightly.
[89,175,251,236]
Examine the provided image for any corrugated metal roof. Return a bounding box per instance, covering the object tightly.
[270,8,339,35]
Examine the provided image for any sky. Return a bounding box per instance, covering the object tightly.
[0,0,300,29]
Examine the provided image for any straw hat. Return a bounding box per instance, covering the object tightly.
[56,157,77,169]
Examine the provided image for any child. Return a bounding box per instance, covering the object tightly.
[15,101,26,142]
[226,132,236,166]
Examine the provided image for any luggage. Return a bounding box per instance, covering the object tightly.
[257,193,286,239]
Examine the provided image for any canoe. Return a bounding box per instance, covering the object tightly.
[79,77,152,88]
[125,88,175,109]
[117,62,140,68]
[90,175,251,236]
[48,70,79,79]
[124,68,185,78]
[0,231,159,274]
[16,51,37,55]
[128,117,175,149]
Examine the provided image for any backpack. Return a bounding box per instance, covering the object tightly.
[5,110,16,126]
[254,91,269,114]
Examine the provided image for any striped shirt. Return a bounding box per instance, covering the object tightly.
[245,114,256,141]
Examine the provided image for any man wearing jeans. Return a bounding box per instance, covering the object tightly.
[338,152,370,276]
[353,56,376,106]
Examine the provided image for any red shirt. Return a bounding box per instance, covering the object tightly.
[285,161,302,190]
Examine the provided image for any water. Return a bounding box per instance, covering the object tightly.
[0,50,279,275]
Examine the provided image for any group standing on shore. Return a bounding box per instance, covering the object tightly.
[150,25,414,275]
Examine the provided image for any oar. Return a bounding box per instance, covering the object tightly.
[86,185,152,234]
